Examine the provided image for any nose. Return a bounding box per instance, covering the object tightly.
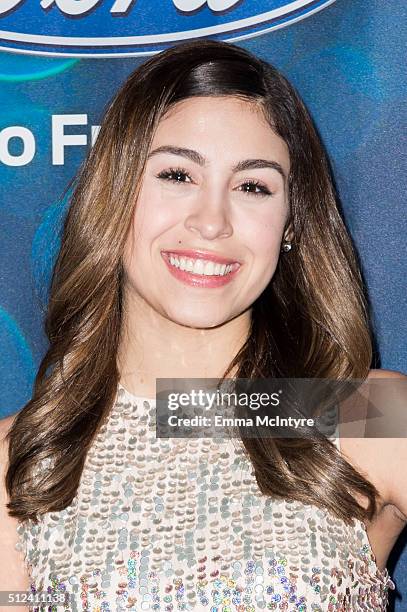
[184,186,233,240]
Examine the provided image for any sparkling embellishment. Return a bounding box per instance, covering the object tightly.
[15,383,396,611]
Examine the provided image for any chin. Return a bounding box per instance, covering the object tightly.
[164,308,229,330]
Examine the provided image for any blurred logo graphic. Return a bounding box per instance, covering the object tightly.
[0,0,335,57]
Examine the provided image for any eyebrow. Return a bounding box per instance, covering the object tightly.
[147,145,287,182]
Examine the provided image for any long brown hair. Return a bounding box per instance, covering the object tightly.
[5,39,378,525]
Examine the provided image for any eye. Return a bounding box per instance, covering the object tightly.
[155,168,273,197]
[237,180,273,197]
[156,167,193,184]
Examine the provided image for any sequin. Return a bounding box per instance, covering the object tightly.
[15,383,395,611]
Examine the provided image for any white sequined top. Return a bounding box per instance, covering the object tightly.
[15,383,395,611]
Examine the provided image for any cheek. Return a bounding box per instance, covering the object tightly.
[131,185,183,242]
[241,213,285,260]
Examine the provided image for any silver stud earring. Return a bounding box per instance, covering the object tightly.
[281,240,292,253]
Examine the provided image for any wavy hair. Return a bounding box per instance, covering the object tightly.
[5,39,378,524]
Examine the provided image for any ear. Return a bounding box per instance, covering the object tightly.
[283,222,294,244]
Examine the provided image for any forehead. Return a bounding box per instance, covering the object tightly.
[150,96,290,168]
[156,95,269,134]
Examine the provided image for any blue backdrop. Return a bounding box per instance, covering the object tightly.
[0,0,405,607]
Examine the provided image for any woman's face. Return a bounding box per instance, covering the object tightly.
[123,96,291,328]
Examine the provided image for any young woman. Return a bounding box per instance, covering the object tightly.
[1,39,406,611]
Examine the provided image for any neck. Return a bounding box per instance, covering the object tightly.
[117,290,250,398]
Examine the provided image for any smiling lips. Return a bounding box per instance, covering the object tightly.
[161,249,241,288]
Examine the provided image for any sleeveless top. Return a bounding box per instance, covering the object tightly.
[15,383,396,611]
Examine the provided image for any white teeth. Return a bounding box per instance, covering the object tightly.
[186,258,194,272]
[204,261,215,275]
[194,259,205,275]
[166,254,237,277]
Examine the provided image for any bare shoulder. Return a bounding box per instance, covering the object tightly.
[366,368,406,381]
[338,368,407,522]
[0,413,32,598]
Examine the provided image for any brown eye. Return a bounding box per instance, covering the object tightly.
[238,180,272,197]
[156,167,193,183]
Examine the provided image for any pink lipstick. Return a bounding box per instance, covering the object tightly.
[161,250,241,288]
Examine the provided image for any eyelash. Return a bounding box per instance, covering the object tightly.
[155,166,273,197]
